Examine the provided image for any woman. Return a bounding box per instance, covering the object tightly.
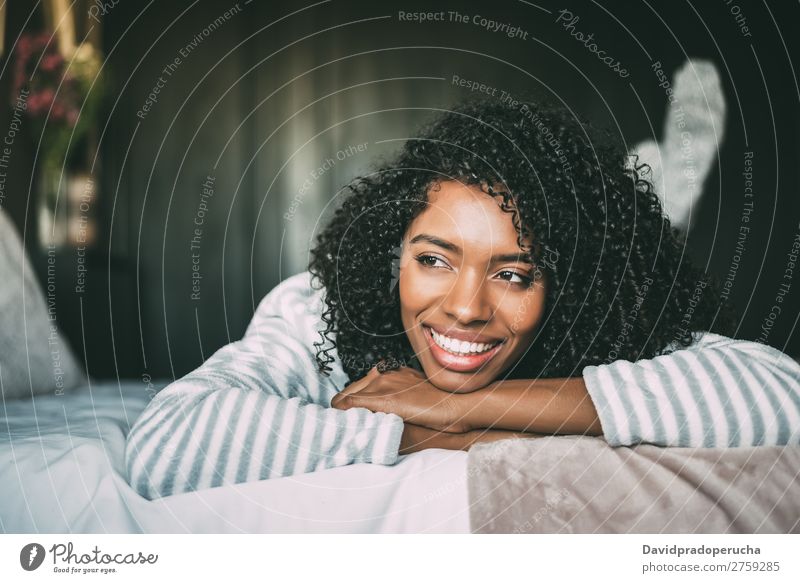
[125,99,800,500]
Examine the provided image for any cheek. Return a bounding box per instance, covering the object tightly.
[399,261,452,337]
[500,287,547,338]
[398,262,428,325]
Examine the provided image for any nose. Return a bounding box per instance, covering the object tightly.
[441,269,494,324]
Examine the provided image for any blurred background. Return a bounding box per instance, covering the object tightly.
[0,0,797,382]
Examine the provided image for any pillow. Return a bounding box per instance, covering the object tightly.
[0,208,85,399]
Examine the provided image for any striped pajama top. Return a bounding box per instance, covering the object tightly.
[124,270,800,500]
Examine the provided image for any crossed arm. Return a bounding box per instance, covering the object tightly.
[331,366,603,453]
[332,333,800,452]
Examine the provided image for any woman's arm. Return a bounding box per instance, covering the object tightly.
[125,272,403,500]
[333,332,800,447]
[470,333,800,446]
[462,377,603,436]
[332,366,601,436]
[581,332,800,447]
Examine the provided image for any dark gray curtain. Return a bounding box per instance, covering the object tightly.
[4,0,795,379]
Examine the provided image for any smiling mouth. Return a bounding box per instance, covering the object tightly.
[422,326,505,373]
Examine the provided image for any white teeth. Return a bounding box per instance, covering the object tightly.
[430,328,500,355]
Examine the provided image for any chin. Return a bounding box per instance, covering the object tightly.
[424,368,495,393]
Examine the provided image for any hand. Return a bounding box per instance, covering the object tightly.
[399,422,538,454]
[331,365,475,433]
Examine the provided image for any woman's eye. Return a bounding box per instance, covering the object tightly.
[497,270,532,286]
[416,254,448,269]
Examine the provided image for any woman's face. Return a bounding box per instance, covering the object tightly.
[398,180,547,393]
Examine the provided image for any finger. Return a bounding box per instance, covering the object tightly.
[339,368,374,394]
[330,394,353,410]
[334,367,381,405]
[338,381,364,397]
[333,392,397,416]
[331,393,382,414]
[344,366,381,395]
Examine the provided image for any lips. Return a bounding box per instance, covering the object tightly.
[423,325,505,373]
[430,328,501,354]
[426,323,504,344]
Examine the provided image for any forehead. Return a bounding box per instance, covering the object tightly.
[407,181,529,250]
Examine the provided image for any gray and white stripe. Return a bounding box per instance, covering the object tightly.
[584,332,800,447]
[125,271,403,500]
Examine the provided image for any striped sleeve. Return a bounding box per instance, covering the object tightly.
[124,271,404,500]
[582,333,800,447]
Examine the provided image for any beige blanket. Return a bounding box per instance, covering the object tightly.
[467,436,800,533]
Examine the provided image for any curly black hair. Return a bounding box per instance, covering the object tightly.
[308,98,734,382]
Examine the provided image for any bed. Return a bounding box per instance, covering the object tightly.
[1,209,473,534]
[468,434,800,533]
[3,379,799,534]
[0,380,471,533]
[3,209,798,534]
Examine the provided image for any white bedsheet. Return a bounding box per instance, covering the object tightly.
[0,381,470,533]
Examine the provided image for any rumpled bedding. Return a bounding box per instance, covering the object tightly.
[467,435,800,533]
[0,381,469,533]
[7,381,794,534]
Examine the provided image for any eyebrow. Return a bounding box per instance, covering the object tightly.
[409,233,533,264]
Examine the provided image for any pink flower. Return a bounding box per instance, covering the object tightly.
[40,53,63,72]
[27,88,56,116]
[12,30,99,127]
[38,87,55,106]
[51,101,66,120]
[17,35,31,55]
[26,92,42,113]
